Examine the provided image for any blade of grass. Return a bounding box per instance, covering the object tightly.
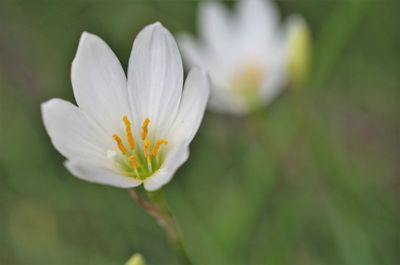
[311,0,371,91]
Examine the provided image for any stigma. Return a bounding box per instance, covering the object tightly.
[111,115,168,180]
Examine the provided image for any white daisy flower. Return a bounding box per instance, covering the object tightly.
[178,0,305,115]
[41,22,209,191]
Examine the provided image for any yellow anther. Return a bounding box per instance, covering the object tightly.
[152,139,168,157]
[128,155,141,178]
[128,155,140,169]
[112,134,127,155]
[143,138,152,158]
[143,139,153,171]
[141,117,150,140]
[123,115,135,149]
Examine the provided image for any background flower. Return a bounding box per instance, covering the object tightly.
[178,0,306,115]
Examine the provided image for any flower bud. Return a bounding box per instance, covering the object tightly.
[287,15,311,87]
[125,253,146,265]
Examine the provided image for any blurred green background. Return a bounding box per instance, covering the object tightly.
[0,0,399,264]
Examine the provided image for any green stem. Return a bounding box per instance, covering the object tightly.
[128,189,192,265]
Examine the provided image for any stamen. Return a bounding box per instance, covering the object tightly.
[111,115,168,177]
[128,155,140,178]
[112,134,127,155]
[152,139,168,157]
[141,117,150,140]
[147,157,153,172]
[144,139,152,158]
[123,115,135,149]
[143,139,153,171]
[128,155,140,169]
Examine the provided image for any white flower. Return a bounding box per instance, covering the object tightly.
[178,0,305,115]
[41,22,209,191]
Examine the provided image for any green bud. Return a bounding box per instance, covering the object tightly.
[287,15,312,87]
[125,253,146,265]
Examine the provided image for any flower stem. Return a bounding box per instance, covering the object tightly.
[128,189,192,265]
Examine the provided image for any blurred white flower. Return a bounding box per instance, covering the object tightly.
[41,22,209,191]
[178,0,306,115]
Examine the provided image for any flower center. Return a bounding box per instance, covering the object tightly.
[231,63,266,104]
[111,115,168,180]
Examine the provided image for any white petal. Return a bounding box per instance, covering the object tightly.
[199,1,236,62]
[71,32,130,136]
[143,145,189,191]
[41,98,110,164]
[178,33,233,94]
[65,160,141,188]
[260,62,287,104]
[260,31,289,103]
[169,68,209,144]
[236,0,279,36]
[127,22,183,136]
[235,0,280,57]
[207,90,250,116]
[177,33,205,69]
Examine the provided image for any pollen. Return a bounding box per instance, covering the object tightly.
[123,115,135,149]
[152,139,168,157]
[141,117,150,140]
[112,134,127,155]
